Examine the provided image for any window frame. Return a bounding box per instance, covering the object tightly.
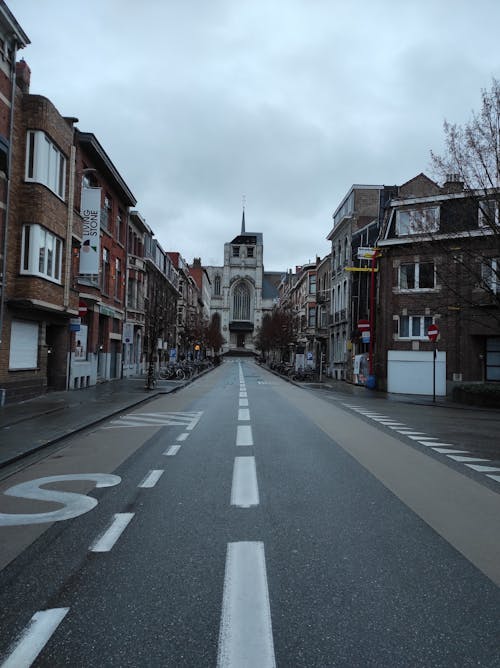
[398,261,436,291]
[397,314,434,340]
[25,130,66,200]
[395,206,440,236]
[21,224,63,283]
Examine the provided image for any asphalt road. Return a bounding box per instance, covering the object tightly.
[0,359,498,667]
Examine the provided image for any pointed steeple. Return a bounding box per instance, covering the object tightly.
[241,207,246,234]
[241,194,246,234]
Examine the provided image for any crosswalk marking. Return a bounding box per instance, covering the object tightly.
[104,411,203,429]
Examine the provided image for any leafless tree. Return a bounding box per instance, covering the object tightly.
[427,78,500,327]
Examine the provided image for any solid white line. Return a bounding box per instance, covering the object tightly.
[177,432,189,442]
[1,608,69,668]
[138,470,164,488]
[90,513,134,552]
[231,457,259,508]
[239,398,249,407]
[238,408,250,422]
[163,445,181,456]
[236,425,253,446]
[217,542,275,668]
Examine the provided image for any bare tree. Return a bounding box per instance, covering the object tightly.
[426,78,500,327]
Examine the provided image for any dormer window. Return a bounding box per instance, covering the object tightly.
[396,206,439,236]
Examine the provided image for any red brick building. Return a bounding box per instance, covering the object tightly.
[72,131,136,387]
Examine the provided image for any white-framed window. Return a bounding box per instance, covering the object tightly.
[478,200,499,228]
[25,130,66,199]
[308,274,316,295]
[398,315,434,340]
[398,262,435,290]
[396,206,439,236]
[9,319,39,369]
[21,224,63,282]
[481,258,499,293]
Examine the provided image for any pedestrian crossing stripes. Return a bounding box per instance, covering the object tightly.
[103,411,203,429]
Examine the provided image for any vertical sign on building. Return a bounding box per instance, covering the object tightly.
[79,187,101,274]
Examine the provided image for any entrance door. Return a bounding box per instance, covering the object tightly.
[46,324,67,390]
[237,334,245,348]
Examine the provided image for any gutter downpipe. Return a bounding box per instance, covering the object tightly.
[65,144,76,389]
[0,37,18,347]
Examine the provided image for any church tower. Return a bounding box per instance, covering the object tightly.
[204,209,281,355]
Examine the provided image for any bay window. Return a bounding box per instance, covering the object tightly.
[25,130,66,199]
[21,224,62,282]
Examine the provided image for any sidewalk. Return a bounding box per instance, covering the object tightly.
[0,375,187,469]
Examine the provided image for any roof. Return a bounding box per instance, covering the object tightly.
[76,131,136,206]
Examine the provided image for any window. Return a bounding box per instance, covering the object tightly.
[478,200,499,228]
[114,258,122,300]
[214,274,221,296]
[21,224,62,282]
[481,258,499,293]
[233,282,250,320]
[309,274,316,294]
[398,315,434,339]
[102,248,110,293]
[308,306,316,328]
[116,211,123,244]
[247,246,254,258]
[486,337,500,381]
[25,130,66,199]
[232,245,240,257]
[102,194,112,230]
[399,262,435,290]
[396,207,439,236]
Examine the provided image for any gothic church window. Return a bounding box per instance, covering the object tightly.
[233,282,250,320]
[214,274,221,296]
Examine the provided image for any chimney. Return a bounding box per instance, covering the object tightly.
[192,257,201,267]
[443,173,464,193]
[15,59,31,93]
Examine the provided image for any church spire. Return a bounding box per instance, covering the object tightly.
[241,194,246,234]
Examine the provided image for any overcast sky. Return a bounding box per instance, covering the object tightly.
[9,0,500,271]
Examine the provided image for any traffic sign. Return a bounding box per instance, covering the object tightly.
[357,247,376,260]
[427,324,439,341]
[78,300,88,317]
[358,319,370,332]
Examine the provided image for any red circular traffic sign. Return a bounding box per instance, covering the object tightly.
[427,324,439,341]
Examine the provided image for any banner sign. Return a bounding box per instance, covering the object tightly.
[79,187,101,274]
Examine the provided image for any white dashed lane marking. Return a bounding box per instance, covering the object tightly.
[163,445,181,456]
[89,513,134,553]
[236,425,253,447]
[230,457,259,508]
[138,470,164,488]
[1,608,69,668]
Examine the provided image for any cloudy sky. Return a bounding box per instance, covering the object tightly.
[9,0,500,271]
